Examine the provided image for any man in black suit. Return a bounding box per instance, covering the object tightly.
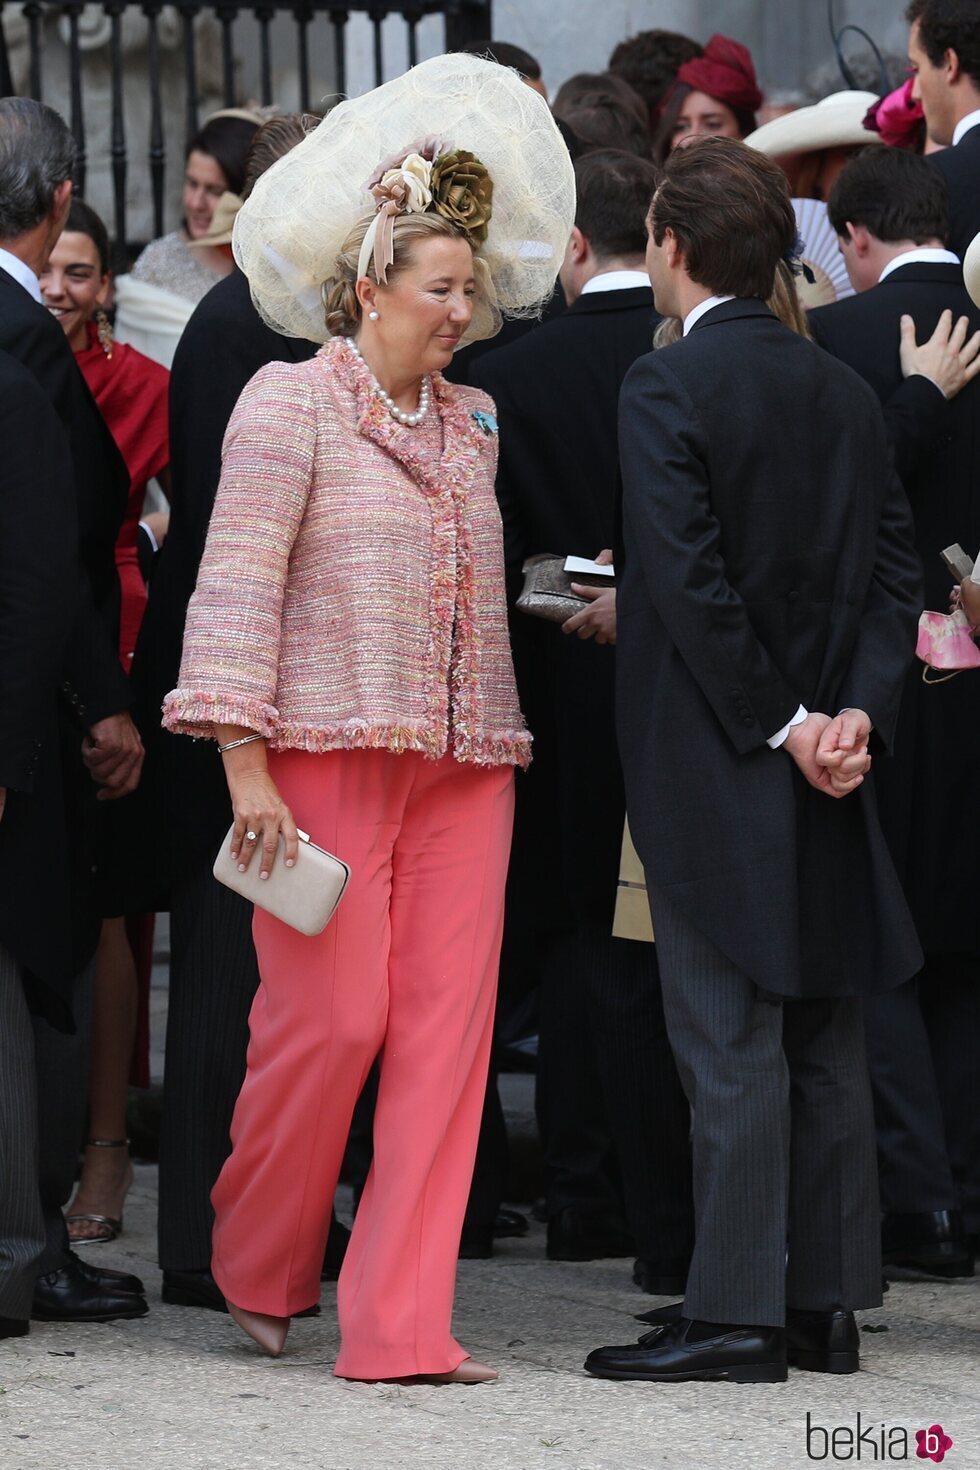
[471,150,694,1284]
[128,117,352,1312]
[0,354,77,1338]
[586,137,923,1384]
[811,146,980,1279]
[0,97,146,1325]
[909,0,980,260]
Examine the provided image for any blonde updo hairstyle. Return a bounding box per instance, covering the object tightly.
[322,209,486,338]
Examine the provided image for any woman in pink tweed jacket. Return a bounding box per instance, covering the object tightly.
[163,208,529,1383]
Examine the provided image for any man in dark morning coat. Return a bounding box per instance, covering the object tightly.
[0,98,147,1325]
[0,353,78,1338]
[811,146,980,1280]
[0,97,148,1326]
[908,0,980,261]
[470,150,694,1285]
[128,116,353,1310]
[585,137,923,1385]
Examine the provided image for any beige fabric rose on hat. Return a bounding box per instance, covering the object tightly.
[372,151,433,213]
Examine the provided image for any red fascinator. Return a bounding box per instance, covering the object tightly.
[676,33,763,115]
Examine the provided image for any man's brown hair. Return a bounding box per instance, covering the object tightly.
[649,136,797,300]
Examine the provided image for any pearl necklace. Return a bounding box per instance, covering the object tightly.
[345,337,431,427]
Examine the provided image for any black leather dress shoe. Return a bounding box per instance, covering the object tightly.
[459,1208,531,1259]
[786,1308,859,1374]
[634,1300,860,1372]
[547,1207,634,1262]
[162,1267,320,1318]
[633,1260,689,1296]
[162,1267,226,1311]
[494,1208,528,1239]
[585,1318,787,1383]
[1,1315,29,1339]
[882,1210,975,1279]
[32,1260,148,1322]
[69,1250,144,1297]
[321,1213,351,1282]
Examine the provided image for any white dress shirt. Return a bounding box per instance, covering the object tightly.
[683,294,736,335]
[878,246,961,282]
[952,109,980,146]
[580,269,652,296]
[0,247,42,303]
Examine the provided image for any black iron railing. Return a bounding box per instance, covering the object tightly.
[0,0,492,253]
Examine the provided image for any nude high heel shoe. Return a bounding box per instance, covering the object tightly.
[226,1301,289,1357]
[414,1359,498,1385]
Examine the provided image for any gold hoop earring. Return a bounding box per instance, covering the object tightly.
[95,307,114,359]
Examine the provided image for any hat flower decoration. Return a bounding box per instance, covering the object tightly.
[358,136,494,286]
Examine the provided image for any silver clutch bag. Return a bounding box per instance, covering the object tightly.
[515,553,615,625]
[213,825,350,936]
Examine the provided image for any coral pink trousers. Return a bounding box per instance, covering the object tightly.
[210,748,515,1380]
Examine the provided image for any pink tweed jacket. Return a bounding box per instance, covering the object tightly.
[163,336,530,768]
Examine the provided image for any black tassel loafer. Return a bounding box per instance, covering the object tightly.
[584,1318,788,1384]
[633,1301,860,1374]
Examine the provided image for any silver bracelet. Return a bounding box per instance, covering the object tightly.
[218,733,264,754]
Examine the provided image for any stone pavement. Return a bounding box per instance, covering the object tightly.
[2,1170,979,1470]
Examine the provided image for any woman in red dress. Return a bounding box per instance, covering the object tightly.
[40,199,169,1242]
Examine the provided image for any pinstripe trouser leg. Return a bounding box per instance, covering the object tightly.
[33,958,95,1274]
[649,886,881,1326]
[158,848,259,1271]
[0,942,45,1319]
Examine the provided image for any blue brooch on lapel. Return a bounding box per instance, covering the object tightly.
[472,409,498,436]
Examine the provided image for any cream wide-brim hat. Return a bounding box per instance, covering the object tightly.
[232,53,576,348]
[745,90,882,157]
[965,230,980,311]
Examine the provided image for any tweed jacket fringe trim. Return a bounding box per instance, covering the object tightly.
[164,337,531,769]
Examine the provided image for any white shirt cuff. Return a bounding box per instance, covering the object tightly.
[138,518,160,554]
[768,704,808,750]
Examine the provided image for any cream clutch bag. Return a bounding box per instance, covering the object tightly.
[213,826,350,936]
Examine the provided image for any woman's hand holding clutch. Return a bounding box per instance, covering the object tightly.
[216,725,299,879]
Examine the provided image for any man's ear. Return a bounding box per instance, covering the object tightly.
[51,178,72,231]
[844,221,872,258]
[568,225,589,264]
[663,226,682,271]
[945,45,962,85]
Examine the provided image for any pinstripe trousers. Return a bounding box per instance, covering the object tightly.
[0,942,45,1319]
[158,847,258,1271]
[648,887,882,1326]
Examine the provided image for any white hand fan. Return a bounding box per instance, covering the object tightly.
[793,198,854,302]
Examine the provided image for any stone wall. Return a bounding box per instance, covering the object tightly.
[345,0,911,102]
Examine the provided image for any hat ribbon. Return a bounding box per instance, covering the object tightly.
[357,198,403,285]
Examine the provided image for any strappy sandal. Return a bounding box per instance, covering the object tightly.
[65,1138,133,1245]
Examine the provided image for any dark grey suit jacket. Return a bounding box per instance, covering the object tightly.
[811,262,980,954]
[616,299,923,998]
[927,123,980,262]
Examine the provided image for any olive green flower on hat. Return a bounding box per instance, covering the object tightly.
[430,150,493,244]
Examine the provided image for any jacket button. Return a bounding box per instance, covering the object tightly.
[787,589,800,603]
[742,715,754,727]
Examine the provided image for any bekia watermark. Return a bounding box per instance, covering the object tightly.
[806,1413,954,1462]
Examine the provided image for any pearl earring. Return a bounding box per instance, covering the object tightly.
[368,309,379,321]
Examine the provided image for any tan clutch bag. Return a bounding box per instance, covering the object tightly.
[213,825,350,936]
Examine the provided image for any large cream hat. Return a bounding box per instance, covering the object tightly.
[745,90,882,156]
[232,52,576,347]
[965,229,980,311]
